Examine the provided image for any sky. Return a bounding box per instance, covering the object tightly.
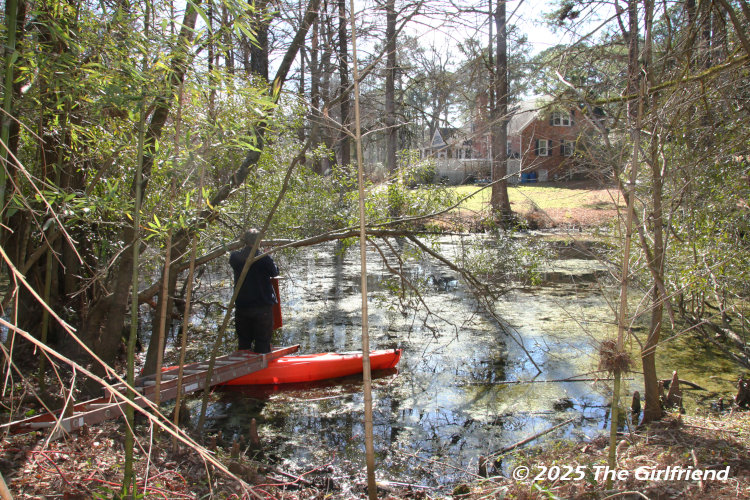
[398,0,566,57]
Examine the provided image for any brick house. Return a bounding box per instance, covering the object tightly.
[421,97,590,184]
[506,97,584,182]
[468,96,589,183]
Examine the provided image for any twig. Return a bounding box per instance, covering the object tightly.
[394,449,501,483]
[682,424,739,434]
[255,450,336,489]
[0,472,12,500]
[488,416,579,458]
[601,491,651,500]
[377,480,434,490]
[266,467,315,487]
[459,377,632,386]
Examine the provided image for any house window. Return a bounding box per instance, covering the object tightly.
[506,141,512,156]
[561,140,575,157]
[536,139,550,157]
[551,111,572,126]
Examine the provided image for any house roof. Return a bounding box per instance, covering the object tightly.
[507,97,552,136]
[430,127,465,148]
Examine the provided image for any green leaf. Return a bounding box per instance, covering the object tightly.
[187,0,211,34]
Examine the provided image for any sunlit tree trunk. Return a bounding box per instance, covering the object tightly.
[337,0,350,166]
[321,2,335,172]
[310,15,322,173]
[490,0,512,221]
[385,0,397,172]
[640,0,666,424]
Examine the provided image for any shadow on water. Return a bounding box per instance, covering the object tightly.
[186,234,734,490]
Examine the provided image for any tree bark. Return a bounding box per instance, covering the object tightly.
[636,0,664,424]
[337,0,351,166]
[251,0,271,81]
[384,0,397,172]
[76,3,200,376]
[490,0,512,221]
[320,2,335,173]
[310,15,322,173]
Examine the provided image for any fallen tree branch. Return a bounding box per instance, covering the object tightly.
[488,416,579,459]
[459,377,633,386]
[661,378,708,391]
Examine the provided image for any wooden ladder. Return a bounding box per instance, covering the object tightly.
[2,345,300,437]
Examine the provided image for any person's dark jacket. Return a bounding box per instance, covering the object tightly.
[229,247,279,308]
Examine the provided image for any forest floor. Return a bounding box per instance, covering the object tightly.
[2,408,748,498]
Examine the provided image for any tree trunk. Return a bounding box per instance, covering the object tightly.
[222,4,234,73]
[76,3,200,376]
[384,0,397,172]
[636,0,664,424]
[337,0,350,166]
[321,2,335,173]
[142,236,189,375]
[1,0,26,214]
[251,0,270,81]
[140,0,321,375]
[310,16,322,173]
[298,40,306,143]
[490,0,512,220]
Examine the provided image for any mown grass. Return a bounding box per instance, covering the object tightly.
[447,183,621,213]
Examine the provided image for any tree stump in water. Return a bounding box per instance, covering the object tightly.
[631,391,641,423]
[478,456,488,478]
[664,371,683,411]
[735,377,750,408]
[249,418,261,449]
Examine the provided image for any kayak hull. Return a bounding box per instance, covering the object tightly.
[222,349,402,385]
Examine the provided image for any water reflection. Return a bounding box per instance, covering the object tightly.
[197,235,616,487]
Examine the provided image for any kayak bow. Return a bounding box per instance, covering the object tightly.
[221,348,402,385]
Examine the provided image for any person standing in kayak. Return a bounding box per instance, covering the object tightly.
[229,229,279,353]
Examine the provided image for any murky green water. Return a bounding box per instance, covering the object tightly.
[168,234,738,492]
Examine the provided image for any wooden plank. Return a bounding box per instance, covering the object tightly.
[1,345,300,437]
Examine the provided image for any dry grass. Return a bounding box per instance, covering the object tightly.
[462,412,750,500]
[447,181,624,229]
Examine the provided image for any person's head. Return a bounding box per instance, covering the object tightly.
[242,229,260,248]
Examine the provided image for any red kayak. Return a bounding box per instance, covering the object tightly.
[222,349,402,385]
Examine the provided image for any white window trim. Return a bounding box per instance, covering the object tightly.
[552,112,572,127]
[537,139,550,157]
[562,140,575,157]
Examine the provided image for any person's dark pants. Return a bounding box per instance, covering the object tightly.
[234,304,274,353]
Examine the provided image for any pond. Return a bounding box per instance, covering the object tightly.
[168,233,737,493]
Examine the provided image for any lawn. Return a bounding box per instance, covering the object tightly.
[445,182,624,228]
